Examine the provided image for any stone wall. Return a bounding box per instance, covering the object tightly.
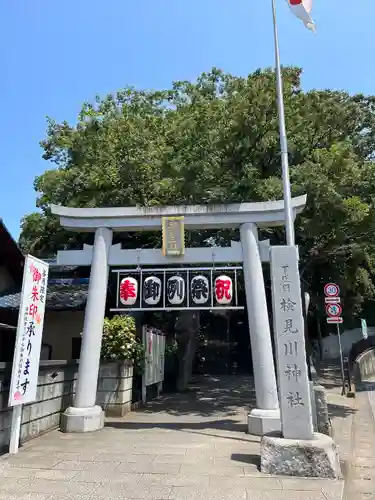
[97,361,133,417]
[0,361,76,451]
[320,327,375,359]
[0,359,132,451]
[354,348,375,383]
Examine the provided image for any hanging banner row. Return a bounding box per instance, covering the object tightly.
[110,266,244,312]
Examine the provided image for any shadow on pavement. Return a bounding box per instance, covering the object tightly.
[137,375,256,418]
[106,371,358,445]
[105,419,257,444]
[106,418,248,433]
[327,402,356,418]
[231,452,260,468]
[106,375,257,443]
[317,361,357,418]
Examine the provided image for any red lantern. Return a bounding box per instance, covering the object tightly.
[119,277,138,306]
[214,275,233,305]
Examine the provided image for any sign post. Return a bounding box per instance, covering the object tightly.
[324,283,345,395]
[8,255,49,454]
[336,322,345,396]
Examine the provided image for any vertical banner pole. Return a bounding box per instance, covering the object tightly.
[8,255,49,454]
[9,405,22,454]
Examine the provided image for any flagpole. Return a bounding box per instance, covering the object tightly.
[271,0,295,247]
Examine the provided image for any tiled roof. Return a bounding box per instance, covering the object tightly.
[0,284,89,311]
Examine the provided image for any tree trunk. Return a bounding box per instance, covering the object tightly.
[175,311,200,392]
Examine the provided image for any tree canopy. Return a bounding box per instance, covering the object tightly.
[20,67,375,321]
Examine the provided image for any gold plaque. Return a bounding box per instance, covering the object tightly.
[162,216,185,256]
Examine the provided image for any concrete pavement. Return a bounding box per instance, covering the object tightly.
[343,378,375,500]
[316,363,375,499]
[0,375,345,500]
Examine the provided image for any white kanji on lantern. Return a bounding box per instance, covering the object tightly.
[214,275,233,305]
[191,275,209,305]
[119,276,138,306]
[143,276,162,305]
[167,275,185,305]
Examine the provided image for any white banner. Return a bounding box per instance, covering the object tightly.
[9,255,49,406]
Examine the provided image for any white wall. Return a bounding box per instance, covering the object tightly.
[42,311,84,359]
[321,327,375,359]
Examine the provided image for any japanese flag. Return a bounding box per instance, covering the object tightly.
[287,0,315,31]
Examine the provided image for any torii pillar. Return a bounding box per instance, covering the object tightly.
[51,195,307,435]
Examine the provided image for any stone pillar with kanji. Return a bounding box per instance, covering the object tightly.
[260,245,342,479]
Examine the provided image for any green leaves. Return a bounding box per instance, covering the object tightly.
[20,67,375,319]
[101,315,143,367]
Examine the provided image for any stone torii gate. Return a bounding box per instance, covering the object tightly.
[51,194,307,436]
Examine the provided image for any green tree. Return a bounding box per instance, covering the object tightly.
[20,67,375,383]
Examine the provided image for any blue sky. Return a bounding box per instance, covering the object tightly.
[1,0,373,240]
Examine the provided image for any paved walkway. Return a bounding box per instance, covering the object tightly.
[316,363,375,499]
[343,378,375,500]
[0,375,345,500]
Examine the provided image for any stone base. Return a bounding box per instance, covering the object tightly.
[260,432,342,479]
[103,401,131,417]
[60,405,104,433]
[247,408,281,436]
[313,385,331,436]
